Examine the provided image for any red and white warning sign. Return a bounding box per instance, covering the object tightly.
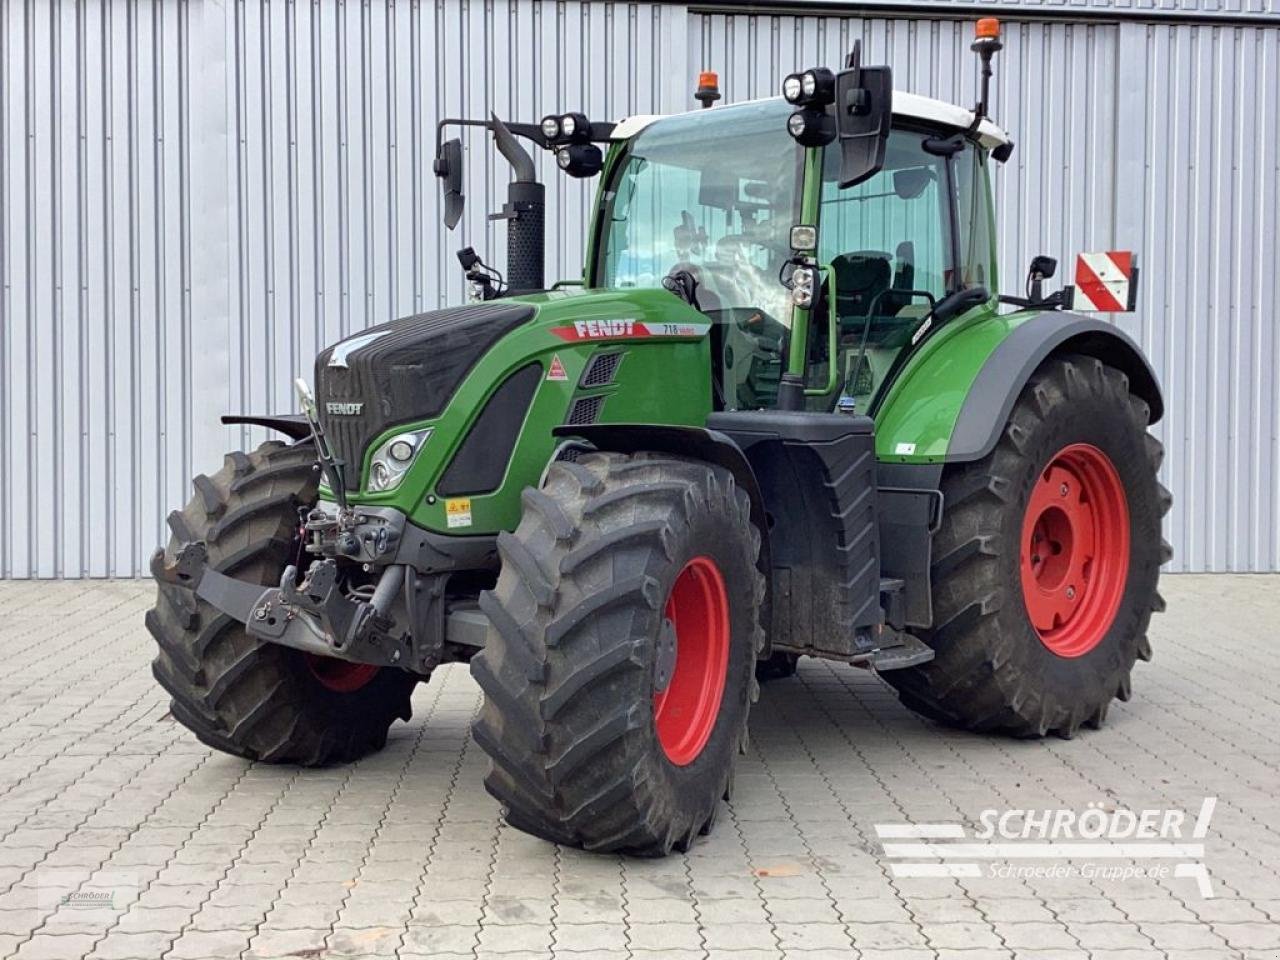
[1074,251,1137,312]
[546,354,568,381]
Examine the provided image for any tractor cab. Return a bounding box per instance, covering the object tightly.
[588,93,1008,415]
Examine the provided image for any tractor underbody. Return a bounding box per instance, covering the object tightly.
[154,409,938,683]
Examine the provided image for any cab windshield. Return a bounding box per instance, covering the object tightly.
[593,100,803,407]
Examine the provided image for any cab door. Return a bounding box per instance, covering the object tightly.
[808,128,990,412]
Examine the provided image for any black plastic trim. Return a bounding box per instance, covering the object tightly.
[876,461,943,629]
[220,414,312,441]
[707,410,882,656]
[437,363,542,496]
[948,312,1164,462]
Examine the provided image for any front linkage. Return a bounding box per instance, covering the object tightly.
[153,489,496,681]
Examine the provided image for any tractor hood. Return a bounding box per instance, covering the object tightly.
[316,301,536,486]
[314,287,711,491]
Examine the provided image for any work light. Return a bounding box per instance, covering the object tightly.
[782,73,804,104]
[786,108,836,147]
[556,143,604,178]
[800,68,835,106]
[558,113,591,144]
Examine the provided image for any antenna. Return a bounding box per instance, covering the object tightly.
[845,38,861,71]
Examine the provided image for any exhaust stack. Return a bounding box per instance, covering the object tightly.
[490,112,545,293]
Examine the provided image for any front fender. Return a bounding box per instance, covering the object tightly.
[873,307,1163,464]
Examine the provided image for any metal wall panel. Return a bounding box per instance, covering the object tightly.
[0,0,690,578]
[2,0,1277,576]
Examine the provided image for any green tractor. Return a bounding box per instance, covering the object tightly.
[150,22,1169,855]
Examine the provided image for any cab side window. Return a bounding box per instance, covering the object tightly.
[953,143,996,290]
[814,130,955,407]
[817,130,951,327]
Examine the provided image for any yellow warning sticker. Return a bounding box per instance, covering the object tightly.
[445,497,473,529]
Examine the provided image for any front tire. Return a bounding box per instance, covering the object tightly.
[884,354,1170,738]
[471,452,766,855]
[147,440,419,765]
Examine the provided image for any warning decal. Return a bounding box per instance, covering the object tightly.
[549,319,711,342]
[1074,251,1136,313]
[546,355,568,381]
[445,498,473,529]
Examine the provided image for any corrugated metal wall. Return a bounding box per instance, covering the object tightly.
[1,0,1277,576]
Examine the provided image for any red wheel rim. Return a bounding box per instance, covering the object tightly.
[653,556,731,766]
[1020,443,1130,658]
[304,654,380,693]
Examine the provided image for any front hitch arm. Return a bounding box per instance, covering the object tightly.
[151,543,412,668]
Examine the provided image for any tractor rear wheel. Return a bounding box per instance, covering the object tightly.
[883,354,1170,738]
[148,440,419,765]
[471,452,765,855]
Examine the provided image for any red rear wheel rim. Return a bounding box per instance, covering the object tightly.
[1020,443,1130,658]
[653,556,731,766]
[304,654,380,693]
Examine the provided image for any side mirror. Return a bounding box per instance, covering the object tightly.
[834,47,892,188]
[781,41,892,188]
[434,138,465,230]
[1027,255,1057,302]
[1029,255,1057,280]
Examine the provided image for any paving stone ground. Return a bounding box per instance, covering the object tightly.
[0,576,1278,959]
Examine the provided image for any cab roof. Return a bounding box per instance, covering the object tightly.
[610,91,1011,150]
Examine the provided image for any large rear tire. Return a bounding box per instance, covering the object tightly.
[148,440,419,765]
[471,452,766,855]
[883,354,1170,738]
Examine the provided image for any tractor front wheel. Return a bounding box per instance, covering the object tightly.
[884,354,1170,738]
[148,440,420,765]
[471,452,765,855]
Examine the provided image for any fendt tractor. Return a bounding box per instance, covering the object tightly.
[151,20,1169,855]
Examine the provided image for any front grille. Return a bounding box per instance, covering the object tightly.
[566,395,605,426]
[315,302,533,485]
[580,351,623,388]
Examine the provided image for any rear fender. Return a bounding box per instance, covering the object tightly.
[872,310,1163,630]
[874,309,1162,465]
[947,312,1163,462]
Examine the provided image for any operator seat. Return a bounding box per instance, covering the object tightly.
[830,251,892,332]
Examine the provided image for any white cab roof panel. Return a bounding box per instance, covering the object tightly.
[610,92,1011,149]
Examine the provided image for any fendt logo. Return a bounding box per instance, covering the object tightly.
[573,318,636,339]
[325,401,364,416]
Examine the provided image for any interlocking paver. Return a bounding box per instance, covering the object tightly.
[0,577,1276,958]
[550,920,627,953]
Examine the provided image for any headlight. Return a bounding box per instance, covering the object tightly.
[366,428,432,492]
[801,71,817,97]
[790,265,818,308]
[540,115,561,141]
[782,73,803,103]
[560,114,577,138]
